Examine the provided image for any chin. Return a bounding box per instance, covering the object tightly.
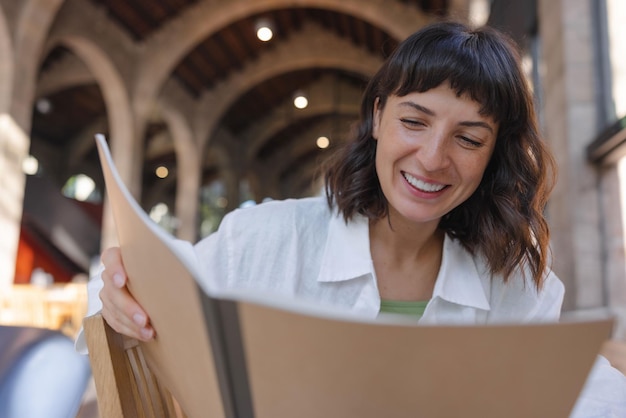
[392,206,446,225]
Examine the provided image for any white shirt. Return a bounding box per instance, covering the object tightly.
[80,196,626,416]
[194,196,564,324]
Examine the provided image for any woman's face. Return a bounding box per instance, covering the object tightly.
[372,83,498,226]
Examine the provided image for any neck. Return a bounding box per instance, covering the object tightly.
[369,212,443,263]
[369,211,445,301]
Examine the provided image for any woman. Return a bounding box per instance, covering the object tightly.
[84,21,625,415]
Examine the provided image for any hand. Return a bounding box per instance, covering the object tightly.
[99,247,155,341]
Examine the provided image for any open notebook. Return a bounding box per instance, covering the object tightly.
[95,133,613,418]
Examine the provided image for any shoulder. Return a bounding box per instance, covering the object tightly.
[484,258,565,322]
[224,196,331,229]
[217,196,333,246]
[451,239,565,322]
[194,196,334,290]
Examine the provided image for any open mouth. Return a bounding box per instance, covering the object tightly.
[402,171,447,193]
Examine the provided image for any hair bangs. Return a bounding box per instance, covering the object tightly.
[389,30,516,125]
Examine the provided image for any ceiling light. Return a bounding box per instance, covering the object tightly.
[36,98,52,114]
[22,155,39,175]
[155,166,169,178]
[293,91,308,109]
[255,18,273,42]
[316,136,330,149]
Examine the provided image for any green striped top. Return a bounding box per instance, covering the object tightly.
[379,299,429,318]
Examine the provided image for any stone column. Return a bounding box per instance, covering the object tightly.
[0,116,28,288]
[538,0,604,311]
[0,0,64,288]
[174,127,201,243]
[606,0,626,117]
[603,0,626,337]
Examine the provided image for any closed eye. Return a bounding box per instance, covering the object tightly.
[458,136,483,148]
[400,118,426,128]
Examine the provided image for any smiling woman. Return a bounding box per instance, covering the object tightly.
[325,21,554,292]
[86,21,626,416]
[367,85,499,301]
[371,85,497,226]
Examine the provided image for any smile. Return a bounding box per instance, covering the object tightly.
[402,172,447,193]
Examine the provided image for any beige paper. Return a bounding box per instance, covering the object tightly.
[95,134,226,418]
[238,303,612,418]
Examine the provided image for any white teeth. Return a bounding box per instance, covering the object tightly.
[403,172,445,192]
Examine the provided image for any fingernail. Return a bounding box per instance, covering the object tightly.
[140,328,153,340]
[133,313,146,326]
[113,273,124,287]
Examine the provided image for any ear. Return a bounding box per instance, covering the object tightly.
[372,97,381,140]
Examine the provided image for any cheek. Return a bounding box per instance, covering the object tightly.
[456,153,492,184]
[468,163,488,182]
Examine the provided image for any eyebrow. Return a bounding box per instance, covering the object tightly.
[459,121,495,134]
[399,101,495,134]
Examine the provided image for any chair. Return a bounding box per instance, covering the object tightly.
[83,313,186,418]
[0,325,91,418]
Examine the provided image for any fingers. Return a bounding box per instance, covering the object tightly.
[101,247,127,288]
[100,247,155,341]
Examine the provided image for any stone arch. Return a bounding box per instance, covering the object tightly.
[263,115,354,197]
[132,0,431,126]
[158,100,200,242]
[55,36,134,181]
[36,54,95,98]
[188,26,381,202]
[242,75,363,160]
[49,35,134,249]
[194,24,382,151]
[261,113,355,172]
[10,0,65,130]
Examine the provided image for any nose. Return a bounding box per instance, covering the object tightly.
[416,132,451,172]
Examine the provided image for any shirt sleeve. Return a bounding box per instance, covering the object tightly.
[74,265,105,354]
[570,355,626,417]
[193,211,233,294]
[525,270,565,321]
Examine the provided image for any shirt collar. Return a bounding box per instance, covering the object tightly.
[432,236,491,311]
[316,210,491,312]
[317,211,373,283]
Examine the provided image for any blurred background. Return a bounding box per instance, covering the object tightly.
[0,0,625,415]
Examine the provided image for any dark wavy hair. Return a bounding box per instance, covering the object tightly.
[324,21,556,289]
